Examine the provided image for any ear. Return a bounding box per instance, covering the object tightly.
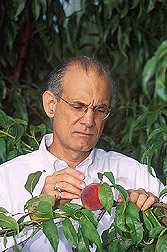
[42,91,57,118]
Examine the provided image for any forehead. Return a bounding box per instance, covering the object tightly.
[62,63,111,102]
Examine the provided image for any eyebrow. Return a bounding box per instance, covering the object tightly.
[72,100,108,107]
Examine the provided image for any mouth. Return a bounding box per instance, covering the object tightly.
[75,132,93,137]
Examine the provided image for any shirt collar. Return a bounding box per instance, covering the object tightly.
[39,134,96,173]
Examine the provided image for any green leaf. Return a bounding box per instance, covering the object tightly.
[147,0,156,13]
[159,187,167,199]
[24,196,39,210]
[129,113,147,143]
[113,184,129,205]
[117,26,127,57]
[0,213,19,234]
[163,157,167,184]
[146,111,158,135]
[58,203,83,221]
[156,235,167,251]
[0,207,8,213]
[110,14,120,35]
[79,216,102,252]
[120,0,129,19]
[104,171,115,185]
[98,183,114,214]
[142,244,155,251]
[7,149,18,161]
[131,0,139,9]
[0,78,7,101]
[33,0,41,20]
[0,109,9,128]
[103,227,117,242]
[35,201,53,218]
[145,209,161,228]
[108,238,119,251]
[142,55,157,95]
[58,205,75,218]
[113,205,128,233]
[30,125,38,137]
[155,75,167,102]
[14,238,21,252]
[37,124,46,136]
[40,0,47,14]
[11,91,28,122]
[141,139,166,176]
[24,171,43,197]
[12,123,24,145]
[147,127,166,142]
[14,118,28,126]
[0,138,6,162]
[126,201,140,220]
[140,211,153,231]
[14,0,27,19]
[3,233,7,248]
[126,215,143,245]
[43,219,59,252]
[40,194,55,207]
[155,40,167,59]
[97,172,103,182]
[77,227,90,252]
[119,239,133,251]
[81,208,98,228]
[149,226,166,238]
[62,218,78,246]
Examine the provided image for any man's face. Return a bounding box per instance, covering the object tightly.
[52,64,111,154]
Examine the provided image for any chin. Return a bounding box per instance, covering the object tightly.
[73,143,95,152]
[70,136,97,152]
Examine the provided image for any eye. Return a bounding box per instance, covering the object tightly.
[72,103,87,111]
[96,106,107,113]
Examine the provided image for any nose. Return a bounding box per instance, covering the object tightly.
[79,108,95,127]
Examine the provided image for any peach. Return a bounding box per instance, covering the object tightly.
[81,183,103,211]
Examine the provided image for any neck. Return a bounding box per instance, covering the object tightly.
[48,144,91,168]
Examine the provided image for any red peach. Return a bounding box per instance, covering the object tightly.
[81,183,103,211]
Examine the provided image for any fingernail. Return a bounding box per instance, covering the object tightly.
[141,207,145,211]
[80,182,85,189]
[79,174,85,180]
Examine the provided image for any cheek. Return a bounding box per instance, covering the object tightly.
[54,110,77,134]
[96,121,105,135]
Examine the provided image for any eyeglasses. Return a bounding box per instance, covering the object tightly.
[57,95,111,120]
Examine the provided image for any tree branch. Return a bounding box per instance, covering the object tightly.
[14,23,32,81]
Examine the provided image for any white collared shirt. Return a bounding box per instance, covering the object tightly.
[0,134,166,251]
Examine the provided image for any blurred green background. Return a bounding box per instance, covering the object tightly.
[0,0,167,183]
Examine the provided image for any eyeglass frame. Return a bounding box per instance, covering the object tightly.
[56,95,111,120]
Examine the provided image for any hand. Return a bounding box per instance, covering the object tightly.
[117,188,159,211]
[40,167,86,207]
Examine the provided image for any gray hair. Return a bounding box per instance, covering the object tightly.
[47,56,116,107]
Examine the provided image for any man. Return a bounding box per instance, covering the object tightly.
[0,56,165,251]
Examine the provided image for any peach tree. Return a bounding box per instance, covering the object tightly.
[0,171,167,252]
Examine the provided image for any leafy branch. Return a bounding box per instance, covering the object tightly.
[0,171,167,252]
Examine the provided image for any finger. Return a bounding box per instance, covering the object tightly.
[137,188,148,196]
[117,189,138,203]
[117,192,123,202]
[136,194,148,211]
[59,191,81,200]
[128,191,140,205]
[141,193,159,211]
[53,167,85,181]
[54,173,86,190]
[46,168,86,190]
[41,187,81,200]
[57,181,82,196]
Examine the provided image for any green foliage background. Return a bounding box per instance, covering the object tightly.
[0,0,167,183]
